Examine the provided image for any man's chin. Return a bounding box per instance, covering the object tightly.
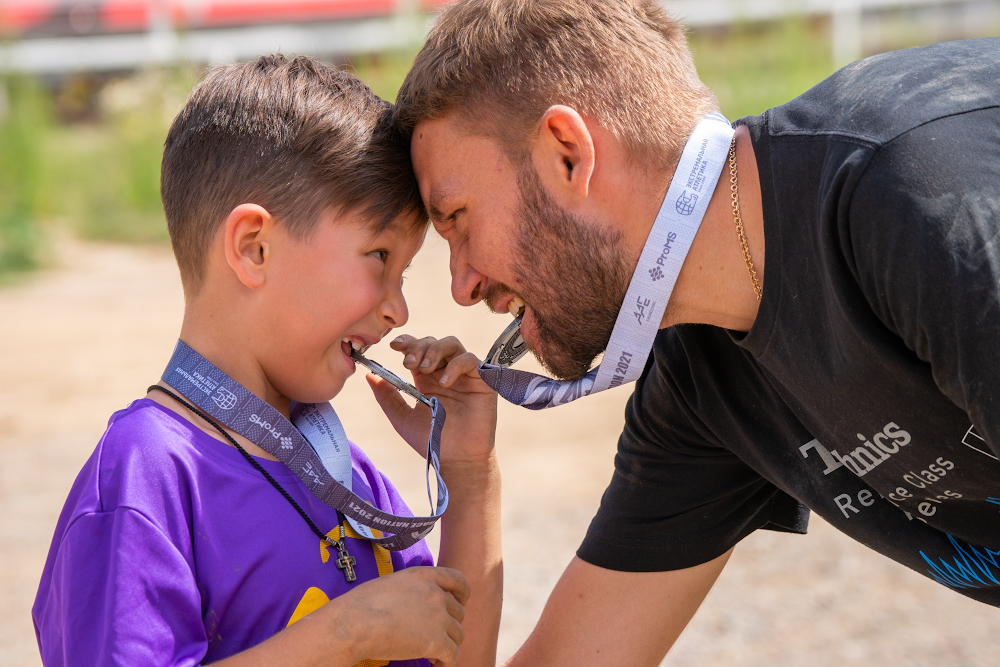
[520,309,600,380]
[530,339,598,381]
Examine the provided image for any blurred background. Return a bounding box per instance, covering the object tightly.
[1,1,999,666]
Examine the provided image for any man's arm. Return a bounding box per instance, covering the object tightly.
[505,551,732,667]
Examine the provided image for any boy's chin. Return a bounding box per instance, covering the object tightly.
[287,375,349,406]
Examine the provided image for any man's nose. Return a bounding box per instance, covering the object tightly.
[449,240,487,307]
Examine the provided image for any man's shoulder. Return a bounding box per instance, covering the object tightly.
[767,38,1000,146]
[631,325,771,436]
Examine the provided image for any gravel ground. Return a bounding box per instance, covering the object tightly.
[1,238,996,666]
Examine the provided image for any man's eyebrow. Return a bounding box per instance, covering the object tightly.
[427,191,451,223]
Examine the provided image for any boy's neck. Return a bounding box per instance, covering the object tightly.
[178,297,293,419]
[146,294,286,462]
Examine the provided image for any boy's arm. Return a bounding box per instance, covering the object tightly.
[371,334,503,667]
[435,455,503,667]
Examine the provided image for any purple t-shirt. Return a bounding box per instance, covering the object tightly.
[33,399,434,666]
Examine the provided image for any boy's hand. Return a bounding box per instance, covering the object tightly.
[366,335,497,464]
[332,566,470,666]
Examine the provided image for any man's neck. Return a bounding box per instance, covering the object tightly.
[658,124,765,332]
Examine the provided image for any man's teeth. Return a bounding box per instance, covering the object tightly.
[343,338,362,352]
[508,297,525,317]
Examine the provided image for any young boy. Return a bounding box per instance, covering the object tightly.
[32,55,502,667]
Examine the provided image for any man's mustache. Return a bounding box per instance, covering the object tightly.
[480,280,523,315]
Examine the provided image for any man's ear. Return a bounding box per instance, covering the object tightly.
[534,105,596,203]
[223,204,275,289]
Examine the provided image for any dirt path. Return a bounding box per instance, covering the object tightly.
[1,238,996,666]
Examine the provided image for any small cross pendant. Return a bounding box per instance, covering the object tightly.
[334,539,357,582]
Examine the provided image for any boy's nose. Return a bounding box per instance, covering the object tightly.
[379,288,409,329]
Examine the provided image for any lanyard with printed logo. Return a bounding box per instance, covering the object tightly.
[479,113,734,409]
[161,340,448,551]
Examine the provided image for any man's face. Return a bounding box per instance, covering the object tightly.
[411,116,629,380]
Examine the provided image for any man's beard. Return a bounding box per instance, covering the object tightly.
[489,164,631,381]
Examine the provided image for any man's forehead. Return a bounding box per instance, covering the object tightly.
[412,114,463,150]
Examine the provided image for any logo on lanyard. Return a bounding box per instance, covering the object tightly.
[675,191,698,216]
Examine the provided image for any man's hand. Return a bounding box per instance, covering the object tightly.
[367,334,497,464]
[504,552,732,667]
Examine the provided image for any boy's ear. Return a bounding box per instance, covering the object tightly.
[534,105,596,204]
[223,204,275,289]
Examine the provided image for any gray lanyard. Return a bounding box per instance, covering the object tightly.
[162,340,448,551]
[479,113,734,409]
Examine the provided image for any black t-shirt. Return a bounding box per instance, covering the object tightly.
[579,38,1000,606]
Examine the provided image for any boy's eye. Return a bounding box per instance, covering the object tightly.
[369,249,388,262]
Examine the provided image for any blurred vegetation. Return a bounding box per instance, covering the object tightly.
[0,76,50,274]
[41,69,192,245]
[0,14,991,275]
[691,18,834,120]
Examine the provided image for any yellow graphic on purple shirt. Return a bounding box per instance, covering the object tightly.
[287,522,395,667]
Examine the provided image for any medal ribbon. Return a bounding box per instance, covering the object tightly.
[162,340,448,551]
[479,113,734,409]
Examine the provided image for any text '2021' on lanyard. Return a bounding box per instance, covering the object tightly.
[161,340,448,551]
[479,112,735,409]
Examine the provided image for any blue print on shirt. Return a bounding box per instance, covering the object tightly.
[921,534,1000,590]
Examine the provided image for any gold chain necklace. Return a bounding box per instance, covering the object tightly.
[728,139,762,301]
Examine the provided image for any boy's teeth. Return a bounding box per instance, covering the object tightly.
[343,338,362,352]
[508,297,525,317]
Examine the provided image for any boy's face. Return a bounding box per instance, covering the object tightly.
[258,209,426,404]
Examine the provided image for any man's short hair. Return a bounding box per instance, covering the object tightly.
[162,54,424,294]
[394,0,717,171]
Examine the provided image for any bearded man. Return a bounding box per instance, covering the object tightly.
[394,0,1000,663]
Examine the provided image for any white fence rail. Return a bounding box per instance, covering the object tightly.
[0,14,427,75]
[0,0,996,75]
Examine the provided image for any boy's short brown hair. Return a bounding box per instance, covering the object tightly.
[162,54,425,294]
[395,0,717,172]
